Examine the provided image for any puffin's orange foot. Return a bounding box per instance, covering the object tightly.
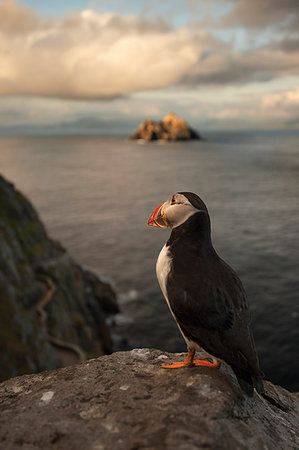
[193,359,221,368]
[161,361,194,369]
[161,348,196,369]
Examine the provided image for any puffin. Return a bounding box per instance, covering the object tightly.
[148,192,264,396]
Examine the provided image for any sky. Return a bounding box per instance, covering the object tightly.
[0,0,299,134]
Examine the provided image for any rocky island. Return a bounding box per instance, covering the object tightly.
[130,112,201,142]
[0,349,298,449]
[0,174,119,381]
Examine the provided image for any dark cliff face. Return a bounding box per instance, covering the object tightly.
[0,174,118,381]
[0,349,298,450]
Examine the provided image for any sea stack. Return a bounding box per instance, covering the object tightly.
[130,112,201,142]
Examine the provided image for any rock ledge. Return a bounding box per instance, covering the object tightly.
[0,348,298,450]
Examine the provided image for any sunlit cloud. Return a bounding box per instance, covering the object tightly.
[0,0,299,101]
[0,0,299,131]
[262,87,299,110]
[0,1,203,99]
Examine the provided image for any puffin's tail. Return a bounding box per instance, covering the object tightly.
[233,367,289,411]
[232,366,264,397]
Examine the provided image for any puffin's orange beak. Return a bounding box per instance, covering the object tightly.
[148,202,168,228]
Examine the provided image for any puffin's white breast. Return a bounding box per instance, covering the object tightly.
[156,244,172,301]
[156,244,182,327]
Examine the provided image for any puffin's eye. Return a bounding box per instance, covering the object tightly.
[171,196,176,205]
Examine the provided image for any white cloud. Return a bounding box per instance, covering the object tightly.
[0,1,203,99]
[262,87,299,109]
[0,0,299,101]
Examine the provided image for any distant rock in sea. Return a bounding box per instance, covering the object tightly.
[0,174,119,381]
[130,112,201,142]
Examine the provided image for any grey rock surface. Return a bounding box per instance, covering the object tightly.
[0,174,118,381]
[0,348,298,450]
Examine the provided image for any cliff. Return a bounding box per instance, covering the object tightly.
[0,349,298,450]
[0,174,118,381]
[130,112,201,141]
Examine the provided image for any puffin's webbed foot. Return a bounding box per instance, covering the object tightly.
[161,348,222,369]
[193,359,221,368]
[161,348,195,369]
[161,361,194,369]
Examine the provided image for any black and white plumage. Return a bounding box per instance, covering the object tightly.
[148,192,264,396]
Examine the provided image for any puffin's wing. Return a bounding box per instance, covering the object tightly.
[168,285,234,332]
[168,260,248,332]
[167,263,263,394]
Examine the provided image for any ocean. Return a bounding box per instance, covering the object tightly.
[0,131,298,391]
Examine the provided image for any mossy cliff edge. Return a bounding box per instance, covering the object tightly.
[0,174,118,381]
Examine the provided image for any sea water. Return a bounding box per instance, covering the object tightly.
[0,131,298,390]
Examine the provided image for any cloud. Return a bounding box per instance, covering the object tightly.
[0,0,299,101]
[220,0,299,30]
[182,45,299,86]
[271,37,299,54]
[202,87,299,128]
[1,83,299,133]
[262,87,299,110]
[0,0,203,99]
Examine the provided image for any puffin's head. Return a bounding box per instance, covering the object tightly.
[148,192,208,229]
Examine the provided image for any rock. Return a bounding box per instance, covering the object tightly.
[0,174,119,382]
[0,349,298,450]
[130,112,201,141]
